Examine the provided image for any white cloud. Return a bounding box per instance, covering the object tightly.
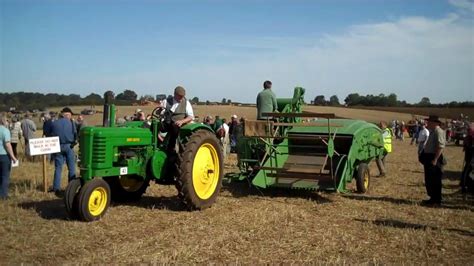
[449,0,474,13]
[155,12,473,103]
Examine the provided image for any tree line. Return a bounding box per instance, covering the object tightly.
[312,93,474,108]
[1,89,473,112]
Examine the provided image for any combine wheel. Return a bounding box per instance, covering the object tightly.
[175,130,223,210]
[104,175,149,202]
[64,178,82,219]
[77,178,111,222]
[355,163,370,193]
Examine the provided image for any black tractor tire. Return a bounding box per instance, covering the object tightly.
[103,175,149,202]
[77,178,111,222]
[175,130,224,210]
[355,163,370,193]
[64,178,82,219]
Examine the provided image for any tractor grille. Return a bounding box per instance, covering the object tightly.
[92,136,107,163]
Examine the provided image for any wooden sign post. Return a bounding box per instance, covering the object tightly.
[29,137,60,192]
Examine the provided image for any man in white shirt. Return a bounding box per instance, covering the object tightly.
[417,121,430,154]
[157,86,194,152]
[220,118,230,157]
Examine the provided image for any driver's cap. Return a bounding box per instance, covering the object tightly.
[174,86,186,96]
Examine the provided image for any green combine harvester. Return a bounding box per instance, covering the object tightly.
[65,92,223,222]
[236,87,384,193]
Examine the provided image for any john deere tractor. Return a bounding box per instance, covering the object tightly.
[65,92,223,222]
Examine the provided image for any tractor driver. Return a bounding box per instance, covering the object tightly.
[157,86,194,152]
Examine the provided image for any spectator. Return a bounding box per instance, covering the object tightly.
[8,116,22,158]
[376,121,392,177]
[0,114,18,199]
[221,118,230,156]
[229,114,239,153]
[50,107,77,195]
[256,80,278,120]
[460,123,474,193]
[21,113,37,160]
[419,115,446,206]
[203,115,213,126]
[43,114,54,137]
[416,120,429,155]
[133,109,143,121]
[75,114,87,136]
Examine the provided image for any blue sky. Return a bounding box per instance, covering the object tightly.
[1,0,473,103]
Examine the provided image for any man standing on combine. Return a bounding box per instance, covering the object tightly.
[256,80,278,120]
[158,86,194,152]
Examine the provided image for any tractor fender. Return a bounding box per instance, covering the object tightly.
[179,123,215,141]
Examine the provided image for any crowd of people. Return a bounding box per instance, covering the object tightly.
[0,110,87,198]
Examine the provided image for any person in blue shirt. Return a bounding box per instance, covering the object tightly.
[0,114,18,199]
[50,107,77,194]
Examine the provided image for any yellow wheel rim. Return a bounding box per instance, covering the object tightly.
[120,176,144,192]
[88,187,108,216]
[192,143,220,200]
[363,171,370,190]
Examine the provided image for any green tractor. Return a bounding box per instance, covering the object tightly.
[235,87,384,193]
[65,93,223,222]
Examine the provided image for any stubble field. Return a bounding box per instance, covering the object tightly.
[0,105,472,264]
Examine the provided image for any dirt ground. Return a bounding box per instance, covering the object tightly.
[0,107,473,264]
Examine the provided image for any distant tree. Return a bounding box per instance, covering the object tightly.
[227,99,232,104]
[313,95,326,106]
[222,98,227,104]
[329,95,340,106]
[418,97,431,107]
[206,100,210,105]
[116,89,138,102]
[344,93,361,106]
[83,93,103,105]
[387,93,397,107]
[191,97,200,104]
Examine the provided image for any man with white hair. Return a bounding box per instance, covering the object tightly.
[21,113,37,160]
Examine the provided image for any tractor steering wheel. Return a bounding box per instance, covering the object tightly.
[152,106,165,119]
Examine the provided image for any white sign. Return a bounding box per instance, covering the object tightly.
[29,137,61,156]
[120,167,128,175]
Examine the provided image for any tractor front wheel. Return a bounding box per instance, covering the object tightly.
[175,130,223,210]
[77,178,111,222]
[64,178,81,219]
[355,163,370,193]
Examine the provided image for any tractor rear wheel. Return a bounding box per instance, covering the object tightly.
[355,163,370,193]
[77,178,111,222]
[64,178,81,219]
[175,130,223,210]
[104,175,149,202]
